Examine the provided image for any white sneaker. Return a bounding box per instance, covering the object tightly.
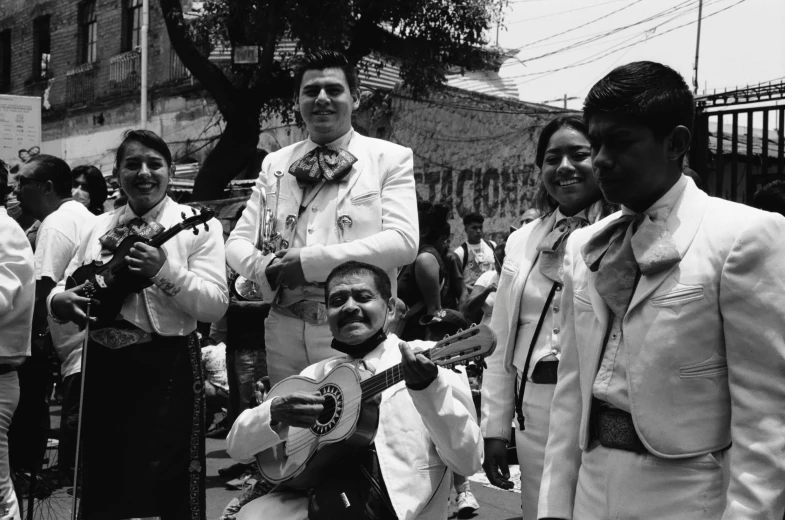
[456,490,480,515]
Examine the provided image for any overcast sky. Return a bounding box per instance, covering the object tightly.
[495,0,785,112]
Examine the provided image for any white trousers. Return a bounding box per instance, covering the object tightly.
[264,310,339,386]
[514,380,556,520]
[572,441,730,520]
[0,371,20,520]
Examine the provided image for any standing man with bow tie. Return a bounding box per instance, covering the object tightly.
[226,51,418,386]
[538,61,785,520]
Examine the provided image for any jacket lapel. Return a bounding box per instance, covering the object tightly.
[334,132,367,207]
[626,180,708,313]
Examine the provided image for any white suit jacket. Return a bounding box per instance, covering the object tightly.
[480,211,558,441]
[539,178,785,519]
[227,334,483,520]
[225,132,418,302]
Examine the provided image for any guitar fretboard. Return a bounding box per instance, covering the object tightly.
[359,350,434,399]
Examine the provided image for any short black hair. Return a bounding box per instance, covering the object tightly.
[584,61,694,138]
[420,201,451,244]
[292,50,359,96]
[463,212,484,226]
[73,164,108,214]
[0,159,8,203]
[114,129,173,173]
[752,181,785,218]
[28,154,73,198]
[325,261,392,302]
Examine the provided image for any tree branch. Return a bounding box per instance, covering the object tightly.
[159,0,245,122]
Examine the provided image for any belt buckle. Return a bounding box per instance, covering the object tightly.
[293,300,326,324]
[90,327,145,349]
[595,407,645,453]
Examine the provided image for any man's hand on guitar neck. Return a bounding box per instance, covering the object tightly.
[269,391,326,428]
[399,342,438,391]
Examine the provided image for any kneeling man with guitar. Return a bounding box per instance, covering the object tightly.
[227,260,491,520]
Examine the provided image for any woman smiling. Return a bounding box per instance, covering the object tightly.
[480,116,616,519]
[48,130,229,520]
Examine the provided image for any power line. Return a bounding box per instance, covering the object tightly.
[505,0,628,25]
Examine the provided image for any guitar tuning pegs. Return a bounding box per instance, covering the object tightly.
[181,212,186,219]
[193,228,199,235]
[192,207,197,215]
[450,365,461,373]
[204,222,209,232]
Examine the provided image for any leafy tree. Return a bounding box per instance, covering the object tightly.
[160,0,506,200]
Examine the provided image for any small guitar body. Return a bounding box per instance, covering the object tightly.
[255,324,497,490]
[256,364,379,489]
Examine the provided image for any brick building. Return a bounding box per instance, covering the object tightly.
[0,0,567,244]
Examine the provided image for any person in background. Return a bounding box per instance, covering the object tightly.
[0,161,36,520]
[72,165,108,216]
[482,115,616,519]
[48,129,228,520]
[464,242,506,327]
[752,180,785,217]
[520,207,541,227]
[453,212,496,291]
[11,155,98,483]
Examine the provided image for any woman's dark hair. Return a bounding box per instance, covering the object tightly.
[114,129,173,173]
[73,165,108,215]
[418,201,451,244]
[584,61,694,138]
[292,50,359,95]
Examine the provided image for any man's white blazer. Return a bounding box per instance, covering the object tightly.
[225,131,418,301]
[539,178,785,519]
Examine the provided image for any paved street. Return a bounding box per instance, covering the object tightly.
[205,437,523,520]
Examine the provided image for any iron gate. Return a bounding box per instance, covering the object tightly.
[689,82,785,204]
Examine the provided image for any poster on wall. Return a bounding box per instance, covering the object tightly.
[0,95,42,175]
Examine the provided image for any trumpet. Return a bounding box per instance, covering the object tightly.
[233,170,288,301]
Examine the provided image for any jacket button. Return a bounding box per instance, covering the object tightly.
[553,306,560,313]
[555,284,562,292]
[311,207,317,212]
[553,327,560,334]
[308,228,314,234]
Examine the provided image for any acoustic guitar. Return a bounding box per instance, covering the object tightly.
[255,323,496,489]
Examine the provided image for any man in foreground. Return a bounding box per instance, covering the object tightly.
[227,261,482,519]
[538,62,785,519]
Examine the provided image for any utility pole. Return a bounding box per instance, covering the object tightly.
[541,94,579,109]
[692,0,703,94]
[140,0,149,129]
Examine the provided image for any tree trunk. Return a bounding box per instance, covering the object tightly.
[191,114,261,201]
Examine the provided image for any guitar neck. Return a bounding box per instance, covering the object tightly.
[359,350,433,399]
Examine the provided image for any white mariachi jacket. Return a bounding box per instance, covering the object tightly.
[538,177,785,520]
[227,334,483,520]
[225,130,419,302]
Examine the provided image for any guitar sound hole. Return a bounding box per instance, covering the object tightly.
[311,383,343,436]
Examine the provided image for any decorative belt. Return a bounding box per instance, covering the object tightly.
[272,300,327,324]
[590,399,647,453]
[0,365,18,376]
[530,360,559,384]
[90,323,153,349]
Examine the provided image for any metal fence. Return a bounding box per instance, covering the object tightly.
[109,49,140,95]
[65,62,95,104]
[169,49,191,83]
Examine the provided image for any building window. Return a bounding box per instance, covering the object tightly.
[79,1,98,64]
[124,0,143,51]
[0,30,10,91]
[32,15,51,79]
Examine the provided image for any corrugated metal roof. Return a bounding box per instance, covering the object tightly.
[445,70,519,100]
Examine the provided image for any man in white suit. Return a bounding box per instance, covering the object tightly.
[226,51,418,385]
[227,261,482,520]
[539,62,785,520]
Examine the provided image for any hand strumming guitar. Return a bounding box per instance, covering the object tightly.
[270,391,326,428]
[399,342,438,391]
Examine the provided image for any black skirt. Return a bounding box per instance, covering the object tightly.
[80,332,206,520]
